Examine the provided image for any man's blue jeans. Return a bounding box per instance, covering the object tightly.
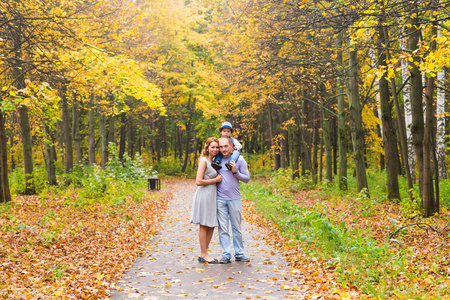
[217,199,245,259]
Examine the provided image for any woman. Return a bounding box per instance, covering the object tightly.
[190,137,222,263]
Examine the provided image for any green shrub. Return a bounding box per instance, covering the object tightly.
[10,163,50,194]
[152,155,183,175]
[245,152,273,176]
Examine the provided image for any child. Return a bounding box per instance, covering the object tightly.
[211,121,242,171]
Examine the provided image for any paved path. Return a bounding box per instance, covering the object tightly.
[109,179,306,299]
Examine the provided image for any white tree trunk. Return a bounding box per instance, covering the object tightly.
[367,31,382,138]
[437,31,447,179]
[401,35,416,182]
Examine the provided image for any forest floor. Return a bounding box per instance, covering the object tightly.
[298,189,450,297]
[246,179,450,299]
[0,185,171,299]
[1,177,449,299]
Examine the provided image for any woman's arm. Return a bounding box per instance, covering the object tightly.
[196,159,222,186]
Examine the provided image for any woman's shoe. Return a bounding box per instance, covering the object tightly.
[198,256,218,264]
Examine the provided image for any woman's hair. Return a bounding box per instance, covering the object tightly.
[201,137,219,158]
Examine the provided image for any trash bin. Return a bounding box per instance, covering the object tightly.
[148,178,160,191]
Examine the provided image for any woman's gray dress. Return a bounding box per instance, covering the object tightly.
[190,157,219,227]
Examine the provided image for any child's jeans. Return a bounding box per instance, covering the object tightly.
[214,150,240,164]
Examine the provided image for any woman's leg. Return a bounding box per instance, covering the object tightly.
[199,225,214,260]
[205,227,215,250]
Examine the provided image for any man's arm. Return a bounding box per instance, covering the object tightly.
[233,157,250,183]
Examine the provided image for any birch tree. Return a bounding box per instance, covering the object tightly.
[436,31,446,179]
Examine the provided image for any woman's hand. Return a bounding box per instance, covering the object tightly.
[215,175,222,183]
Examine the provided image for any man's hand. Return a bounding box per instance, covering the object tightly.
[230,161,237,174]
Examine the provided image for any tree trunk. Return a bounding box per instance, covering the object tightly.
[43,121,57,186]
[300,89,312,175]
[268,102,280,170]
[119,112,126,161]
[278,111,286,169]
[155,120,161,162]
[88,95,96,165]
[182,96,195,173]
[193,129,199,170]
[163,118,168,157]
[381,22,414,200]
[405,2,425,198]
[336,32,348,190]
[436,29,446,179]
[108,114,115,145]
[177,126,183,160]
[99,108,107,169]
[319,128,323,183]
[128,117,135,159]
[0,110,11,202]
[72,93,82,164]
[332,117,338,175]
[284,129,290,168]
[422,24,438,216]
[181,125,191,173]
[312,105,319,184]
[151,121,158,162]
[18,105,35,194]
[9,130,15,170]
[12,11,34,194]
[377,21,400,200]
[61,85,73,172]
[321,83,333,183]
[375,109,385,171]
[400,34,416,183]
[348,49,369,193]
[292,129,301,179]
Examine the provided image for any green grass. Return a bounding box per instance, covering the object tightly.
[243,181,393,290]
[242,168,450,298]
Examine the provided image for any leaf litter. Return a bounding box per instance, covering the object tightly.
[0,189,170,299]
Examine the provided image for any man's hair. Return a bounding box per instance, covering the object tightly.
[218,137,232,145]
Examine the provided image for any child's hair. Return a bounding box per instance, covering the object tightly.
[201,137,219,158]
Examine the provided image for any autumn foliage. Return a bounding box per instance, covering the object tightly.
[0,190,170,298]
[2,0,450,298]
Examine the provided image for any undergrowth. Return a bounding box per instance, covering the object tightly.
[243,168,450,299]
[10,143,157,208]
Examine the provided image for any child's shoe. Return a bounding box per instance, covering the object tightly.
[211,162,222,170]
[225,163,232,171]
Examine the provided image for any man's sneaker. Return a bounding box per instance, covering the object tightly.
[211,162,222,170]
[225,163,232,171]
[235,256,250,262]
[218,257,231,264]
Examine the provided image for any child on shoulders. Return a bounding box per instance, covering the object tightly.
[211,121,242,171]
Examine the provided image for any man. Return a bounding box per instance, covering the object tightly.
[216,137,250,264]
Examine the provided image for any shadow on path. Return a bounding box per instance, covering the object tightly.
[109,179,306,299]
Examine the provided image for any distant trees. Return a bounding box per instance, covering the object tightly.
[214,0,450,216]
[1,0,450,218]
[0,0,164,201]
